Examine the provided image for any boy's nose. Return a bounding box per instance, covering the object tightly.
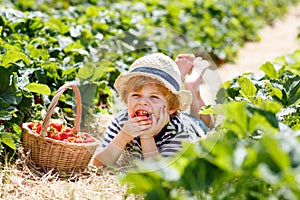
[138,97,148,105]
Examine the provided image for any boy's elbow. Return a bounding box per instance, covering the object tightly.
[91,155,106,167]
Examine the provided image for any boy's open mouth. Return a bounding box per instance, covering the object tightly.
[135,110,150,117]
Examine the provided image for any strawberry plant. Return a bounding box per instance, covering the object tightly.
[3,0,300,63]
[0,64,50,161]
[216,50,300,130]
[0,6,120,160]
[120,51,300,198]
[121,100,300,199]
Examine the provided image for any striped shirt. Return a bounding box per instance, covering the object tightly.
[101,109,209,160]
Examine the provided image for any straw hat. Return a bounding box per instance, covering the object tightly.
[114,53,192,111]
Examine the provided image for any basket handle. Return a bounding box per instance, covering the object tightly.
[41,83,82,137]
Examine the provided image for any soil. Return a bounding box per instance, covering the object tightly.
[200,3,300,105]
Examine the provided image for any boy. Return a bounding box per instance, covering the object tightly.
[93,53,212,166]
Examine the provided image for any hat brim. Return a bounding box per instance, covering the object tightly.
[114,72,192,111]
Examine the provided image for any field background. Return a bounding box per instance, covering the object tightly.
[0,1,300,199]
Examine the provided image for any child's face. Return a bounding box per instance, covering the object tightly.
[127,85,174,120]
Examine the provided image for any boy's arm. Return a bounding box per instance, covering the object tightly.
[92,130,133,166]
[140,137,160,158]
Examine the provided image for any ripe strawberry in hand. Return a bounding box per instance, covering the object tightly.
[135,110,149,117]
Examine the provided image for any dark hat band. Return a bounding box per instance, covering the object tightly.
[131,67,180,91]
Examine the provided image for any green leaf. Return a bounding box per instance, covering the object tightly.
[260,62,279,79]
[248,108,279,131]
[12,123,22,138]
[27,17,44,31]
[199,106,213,114]
[0,66,11,93]
[78,64,94,80]
[121,172,162,194]
[26,44,50,61]
[238,75,257,98]
[0,86,23,105]
[86,6,101,17]
[1,50,30,67]
[181,158,226,191]
[64,41,86,53]
[41,62,61,82]
[0,132,16,150]
[46,18,70,35]
[261,134,290,171]
[259,100,282,114]
[263,80,283,100]
[285,75,300,106]
[25,83,51,95]
[223,102,248,138]
[0,110,12,120]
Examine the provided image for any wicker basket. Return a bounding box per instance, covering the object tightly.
[22,83,99,174]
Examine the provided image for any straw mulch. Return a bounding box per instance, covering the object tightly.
[0,159,131,200]
[0,114,139,200]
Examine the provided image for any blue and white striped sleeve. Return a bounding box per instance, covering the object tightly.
[100,110,128,149]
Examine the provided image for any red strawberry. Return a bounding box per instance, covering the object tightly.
[52,134,62,141]
[65,127,72,132]
[80,133,95,143]
[135,110,149,117]
[35,96,42,104]
[67,136,76,143]
[60,132,73,140]
[74,137,84,143]
[36,123,42,134]
[84,137,95,143]
[50,122,62,132]
[28,122,35,129]
[47,130,54,138]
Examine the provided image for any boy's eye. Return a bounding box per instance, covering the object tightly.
[150,95,159,99]
[131,93,140,97]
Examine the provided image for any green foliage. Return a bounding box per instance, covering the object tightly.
[0,64,49,159]
[0,1,298,199]
[121,51,300,198]
[2,0,299,63]
[121,103,300,199]
[216,50,300,130]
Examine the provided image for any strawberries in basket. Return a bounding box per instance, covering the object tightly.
[28,121,95,143]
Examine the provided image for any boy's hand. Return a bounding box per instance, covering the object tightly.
[120,115,152,141]
[140,107,169,139]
